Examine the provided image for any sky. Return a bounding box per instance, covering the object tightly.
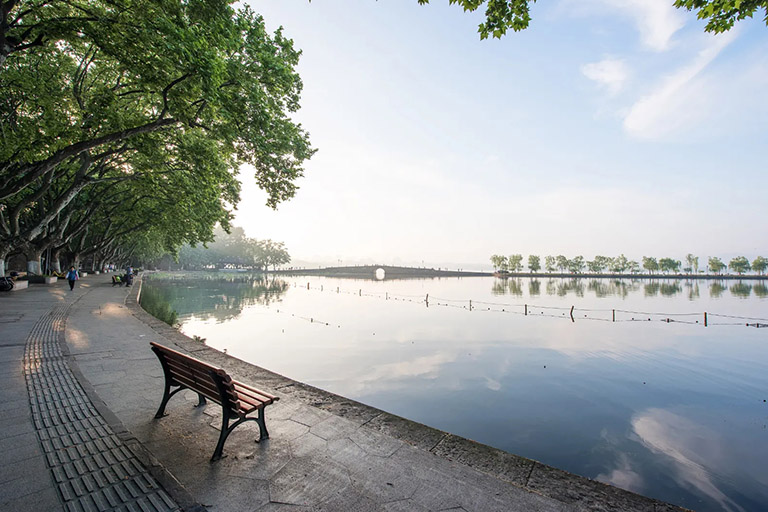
[234,1,768,270]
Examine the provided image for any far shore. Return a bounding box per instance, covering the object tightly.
[267,264,768,281]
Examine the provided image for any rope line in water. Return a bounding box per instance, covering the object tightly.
[286,280,768,329]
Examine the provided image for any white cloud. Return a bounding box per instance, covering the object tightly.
[562,0,686,51]
[623,30,738,139]
[618,0,687,51]
[581,58,629,94]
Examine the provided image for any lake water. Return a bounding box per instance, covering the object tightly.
[143,273,768,512]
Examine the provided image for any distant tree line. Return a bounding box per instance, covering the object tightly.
[490,254,768,276]
[151,226,289,271]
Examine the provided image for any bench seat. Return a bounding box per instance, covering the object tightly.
[150,342,278,461]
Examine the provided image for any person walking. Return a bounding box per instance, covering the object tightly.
[66,266,79,291]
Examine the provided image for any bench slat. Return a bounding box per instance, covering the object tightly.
[164,358,221,393]
[234,380,277,401]
[233,383,275,409]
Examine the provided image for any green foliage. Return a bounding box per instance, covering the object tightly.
[568,255,585,274]
[610,254,629,273]
[544,255,556,273]
[673,0,768,32]
[490,254,508,272]
[416,0,534,39]
[659,258,681,274]
[642,256,659,274]
[508,254,523,272]
[174,226,290,271]
[587,255,610,273]
[685,253,699,273]
[413,1,765,39]
[527,254,540,273]
[728,256,751,275]
[555,255,568,273]
[751,256,768,275]
[708,256,726,274]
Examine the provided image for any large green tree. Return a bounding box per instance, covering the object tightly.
[728,256,751,275]
[0,0,315,275]
[527,254,540,273]
[508,253,523,272]
[708,256,726,274]
[642,256,659,274]
[415,1,767,39]
[752,256,768,275]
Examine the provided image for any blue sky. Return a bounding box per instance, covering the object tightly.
[236,1,768,269]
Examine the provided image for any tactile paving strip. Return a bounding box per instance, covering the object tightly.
[23,305,179,512]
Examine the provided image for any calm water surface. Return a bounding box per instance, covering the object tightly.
[144,273,768,512]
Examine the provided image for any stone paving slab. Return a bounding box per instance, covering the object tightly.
[1,274,691,512]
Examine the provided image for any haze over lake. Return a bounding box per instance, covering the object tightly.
[144,273,768,512]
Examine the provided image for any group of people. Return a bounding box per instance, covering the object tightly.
[65,265,134,291]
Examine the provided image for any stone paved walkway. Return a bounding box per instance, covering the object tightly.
[6,286,179,512]
[0,274,688,512]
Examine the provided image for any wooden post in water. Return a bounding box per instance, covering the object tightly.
[359,289,362,296]
[307,282,310,290]
[704,312,708,327]
[426,293,429,307]
[524,304,528,316]
[612,309,615,322]
[469,300,472,311]
[570,306,575,322]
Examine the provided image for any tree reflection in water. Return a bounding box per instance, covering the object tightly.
[144,272,289,323]
[488,277,760,301]
[710,282,727,298]
[730,282,752,298]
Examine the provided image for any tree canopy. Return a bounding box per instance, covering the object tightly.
[415,1,767,38]
[0,0,315,274]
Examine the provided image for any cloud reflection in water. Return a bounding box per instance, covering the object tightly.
[631,408,746,512]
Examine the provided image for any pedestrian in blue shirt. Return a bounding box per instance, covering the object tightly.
[66,266,79,291]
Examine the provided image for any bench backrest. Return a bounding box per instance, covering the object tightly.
[150,342,242,414]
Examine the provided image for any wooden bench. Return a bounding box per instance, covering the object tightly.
[149,342,279,461]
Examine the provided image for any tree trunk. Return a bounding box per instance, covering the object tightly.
[50,248,62,273]
[26,248,43,275]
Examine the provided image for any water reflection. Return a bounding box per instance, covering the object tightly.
[730,282,752,298]
[660,282,681,297]
[710,282,727,298]
[149,273,768,512]
[489,277,766,301]
[145,273,288,322]
[587,279,637,298]
[643,282,658,297]
[632,409,747,512]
